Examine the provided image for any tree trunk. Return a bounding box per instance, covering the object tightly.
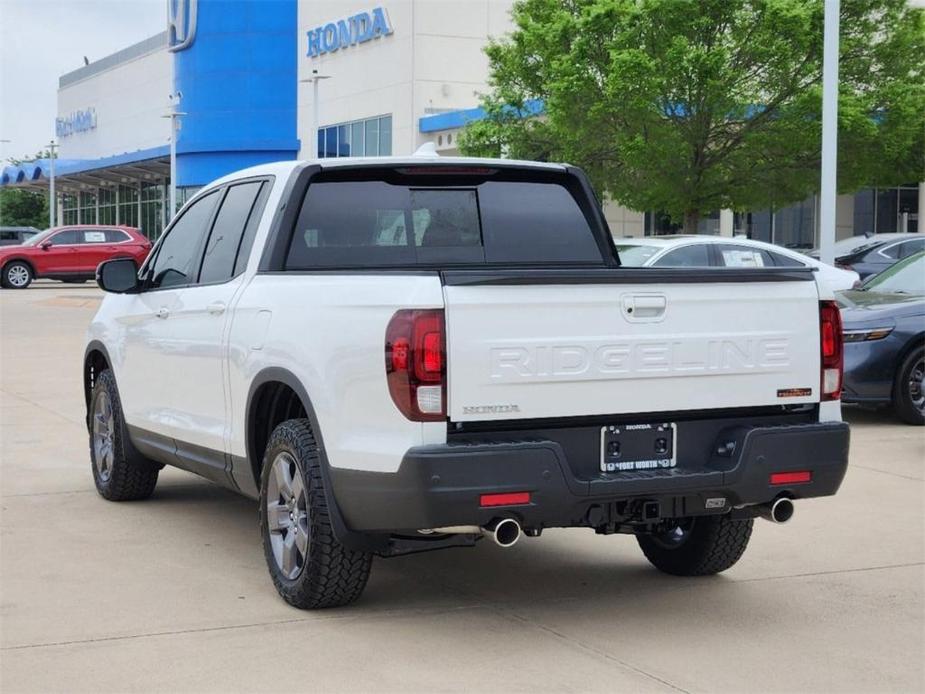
[683,210,700,234]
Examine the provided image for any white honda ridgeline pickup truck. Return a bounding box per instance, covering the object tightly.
[85,156,850,609]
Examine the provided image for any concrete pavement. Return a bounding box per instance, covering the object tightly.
[1,282,923,693]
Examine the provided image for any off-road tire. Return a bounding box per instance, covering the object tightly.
[89,369,159,500]
[893,345,925,426]
[2,261,33,289]
[637,515,753,576]
[259,419,372,609]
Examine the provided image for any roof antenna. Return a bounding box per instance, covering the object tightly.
[412,142,439,157]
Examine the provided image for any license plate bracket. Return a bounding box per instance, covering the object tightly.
[600,423,677,472]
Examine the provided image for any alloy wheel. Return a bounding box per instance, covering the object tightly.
[7,265,29,288]
[266,451,309,580]
[92,390,115,482]
[909,357,925,415]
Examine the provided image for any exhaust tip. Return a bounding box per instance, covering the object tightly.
[491,518,521,548]
[771,497,795,524]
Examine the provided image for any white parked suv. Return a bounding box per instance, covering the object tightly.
[85,156,850,609]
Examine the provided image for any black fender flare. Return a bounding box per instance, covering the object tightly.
[246,367,388,553]
[83,339,115,428]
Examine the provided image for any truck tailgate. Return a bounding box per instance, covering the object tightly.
[443,274,821,421]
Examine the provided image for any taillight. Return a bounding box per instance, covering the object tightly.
[819,300,843,401]
[385,309,446,421]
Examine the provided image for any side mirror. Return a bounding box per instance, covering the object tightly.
[97,257,140,293]
[40,241,52,250]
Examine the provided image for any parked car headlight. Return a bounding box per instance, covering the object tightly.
[842,327,894,342]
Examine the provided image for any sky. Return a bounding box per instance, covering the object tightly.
[0,0,164,163]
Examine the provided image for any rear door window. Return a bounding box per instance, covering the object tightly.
[82,230,108,243]
[716,244,774,267]
[199,181,264,284]
[285,171,602,269]
[652,244,712,267]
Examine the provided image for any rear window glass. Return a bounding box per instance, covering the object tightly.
[285,172,602,269]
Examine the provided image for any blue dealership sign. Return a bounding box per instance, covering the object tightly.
[306,7,393,58]
[56,108,98,138]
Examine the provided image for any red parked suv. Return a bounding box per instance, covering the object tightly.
[0,225,151,289]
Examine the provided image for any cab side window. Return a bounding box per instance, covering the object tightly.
[199,181,265,284]
[148,191,219,290]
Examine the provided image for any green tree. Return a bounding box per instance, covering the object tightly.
[1,150,53,229]
[0,189,48,229]
[460,0,925,232]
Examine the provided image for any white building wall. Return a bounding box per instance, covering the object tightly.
[603,200,646,238]
[57,46,171,161]
[297,0,514,158]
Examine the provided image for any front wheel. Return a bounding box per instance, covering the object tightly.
[637,515,753,576]
[2,261,32,289]
[893,346,924,426]
[89,370,159,500]
[259,419,372,609]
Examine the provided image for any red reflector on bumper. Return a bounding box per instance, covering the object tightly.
[480,492,530,507]
[770,471,812,485]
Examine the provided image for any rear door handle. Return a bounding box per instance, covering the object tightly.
[206,301,226,316]
[156,307,170,319]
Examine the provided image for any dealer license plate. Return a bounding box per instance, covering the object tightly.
[600,423,677,472]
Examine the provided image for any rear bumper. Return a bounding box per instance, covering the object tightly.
[330,420,850,533]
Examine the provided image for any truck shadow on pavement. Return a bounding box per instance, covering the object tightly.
[140,476,734,615]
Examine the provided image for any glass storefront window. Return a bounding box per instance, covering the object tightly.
[61,193,78,226]
[351,121,364,155]
[853,188,875,235]
[876,188,898,234]
[98,188,116,225]
[736,210,773,242]
[364,118,379,156]
[118,185,139,229]
[773,197,815,249]
[853,184,920,235]
[899,187,918,233]
[78,191,98,225]
[318,115,392,158]
[140,182,165,240]
[379,116,392,155]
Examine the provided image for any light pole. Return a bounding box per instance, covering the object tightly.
[162,92,186,217]
[818,0,840,265]
[300,70,331,159]
[47,140,58,228]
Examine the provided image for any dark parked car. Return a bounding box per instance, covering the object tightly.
[0,226,40,246]
[838,251,925,425]
[836,235,925,280]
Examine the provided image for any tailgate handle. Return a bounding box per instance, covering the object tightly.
[622,294,667,320]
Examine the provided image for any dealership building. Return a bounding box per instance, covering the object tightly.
[2,0,922,246]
